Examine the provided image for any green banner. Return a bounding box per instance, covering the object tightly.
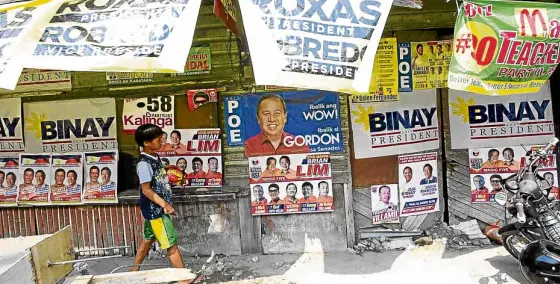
[449,0,560,95]
[168,45,212,77]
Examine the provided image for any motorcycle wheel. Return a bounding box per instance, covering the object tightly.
[502,233,531,260]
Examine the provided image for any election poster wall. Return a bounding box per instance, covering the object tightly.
[83,151,118,204]
[50,154,83,205]
[398,152,440,217]
[371,184,399,224]
[248,153,333,215]
[0,69,72,94]
[398,40,452,92]
[0,157,19,206]
[23,0,203,74]
[0,98,24,153]
[469,145,558,203]
[187,88,218,111]
[350,38,400,103]
[24,98,118,153]
[449,84,554,149]
[224,90,343,157]
[122,96,175,135]
[156,129,223,188]
[167,45,212,77]
[238,0,394,93]
[350,90,439,158]
[17,154,51,205]
[449,0,560,95]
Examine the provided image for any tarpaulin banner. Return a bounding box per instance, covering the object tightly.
[0,69,71,93]
[0,156,19,206]
[350,38,399,102]
[24,98,117,153]
[224,90,343,157]
[122,96,175,135]
[23,0,202,73]
[249,152,333,215]
[0,98,24,153]
[350,90,439,158]
[238,0,394,93]
[398,40,452,92]
[156,129,223,188]
[448,83,554,149]
[83,151,118,204]
[50,153,83,205]
[187,88,218,111]
[106,72,153,85]
[0,0,62,90]
[168,45,212,77]
[469,145,558,203]
[17,153,51,205]
[398,152,440,217]
[449,0,560,95]
[371,184,399,224]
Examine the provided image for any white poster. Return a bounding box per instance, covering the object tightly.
[371,184,399,224]
[122,96,175,135]
[350,90,439,158]
[0,0,61,90]
[23,0,202,73]
[50,154,83,205]
[17,153,51,205]
[398,152,440,217]
[0,157,19,206]
[0,69,72,94]
[449,83,554,149]
[23,98,117,153]
[0,98,24,153]
[237,0,394,93]
[83,151,118,204]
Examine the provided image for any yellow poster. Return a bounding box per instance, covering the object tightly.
[411,40,452,90]
[350,38,399,103]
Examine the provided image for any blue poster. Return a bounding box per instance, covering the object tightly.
[224,90,343,157]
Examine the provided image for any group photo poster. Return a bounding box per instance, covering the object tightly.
[0,157,19,206]
[0,98,25,153]
[224,90,343,157]
[398,40,452,92]
[398,152,440,217]
[249,153,333,216]
[371,184,399,224]
[17,154,51,205]
[350,90,439,158]
[469,145,558,203]
[50,154,84,205]
[449,84,554,149]
[83,151,119,204]
[156,129,223,188]
[122,96,175,135]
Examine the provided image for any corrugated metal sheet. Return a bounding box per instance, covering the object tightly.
[441,88,507,225]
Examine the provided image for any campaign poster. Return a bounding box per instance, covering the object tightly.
[168,45,212,77]
[469,145,558,203]
[24,0,202,74]
[350,90,439,158]
[398,152,440,217]
[224,90,343,157]
[371,184,400,224]
[187,88,218,111]
[156,129,223,188]
[0,69,72,94]
[214,0,239,36]
[249,153,333,216]
[397,40,452,92]
[0,157,19,206]
[106,72,154,85]
[0,98,24,153]
[17,154,51,205]
[238,0,394,93]
[50,154,83,205]
[24,98,118,153]
[122,96,175,135]
[83,151,118,204]
[349,38,400,103]
[449,84,554,149]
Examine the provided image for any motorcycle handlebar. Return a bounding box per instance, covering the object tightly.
[516,202,526,223]
[539,137,559,156]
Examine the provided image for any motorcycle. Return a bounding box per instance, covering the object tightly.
[494,137,560,260]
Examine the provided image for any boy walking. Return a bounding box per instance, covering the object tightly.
[131,124,185,272]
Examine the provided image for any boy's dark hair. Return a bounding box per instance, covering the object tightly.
[135,124,163,146]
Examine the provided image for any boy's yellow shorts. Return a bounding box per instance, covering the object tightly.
[143,214,178,250]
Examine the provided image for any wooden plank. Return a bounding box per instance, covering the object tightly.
[344,184,356,247]
[238,195,262,254]
[82,268,196,283]
[0,209,5,238]
[30,226,74,284]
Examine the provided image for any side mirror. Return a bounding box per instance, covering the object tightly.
[495,192,508,206]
